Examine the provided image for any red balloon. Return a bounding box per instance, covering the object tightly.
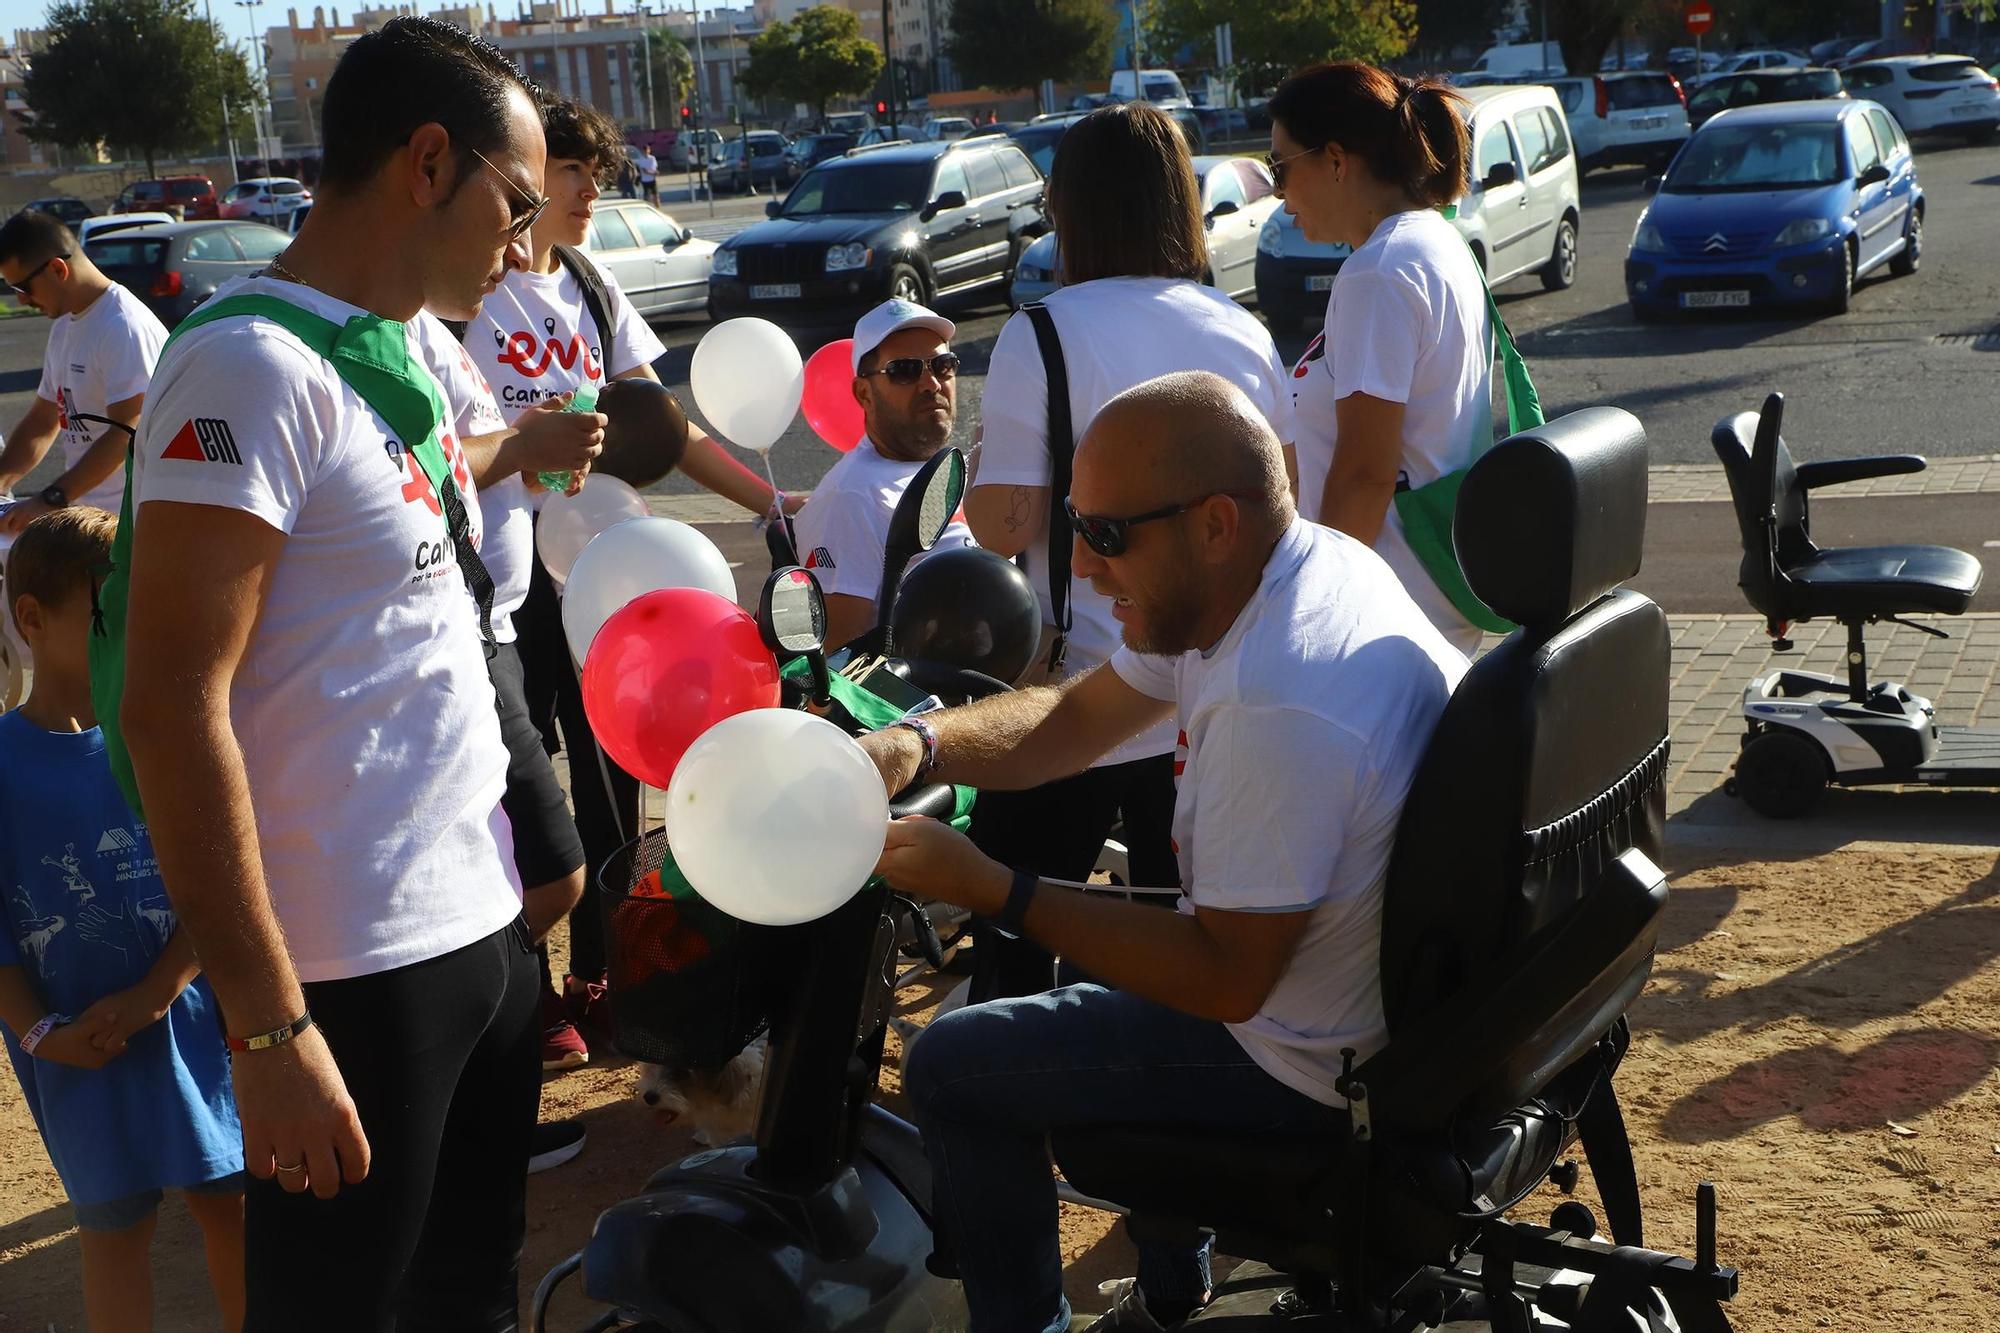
[802,338,865,453]
[580,588,780,788]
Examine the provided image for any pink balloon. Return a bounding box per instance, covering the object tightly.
[802,338,865,453]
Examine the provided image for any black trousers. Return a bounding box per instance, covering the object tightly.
[514,519,643,982]
[243,918,540,1332]
[964,753,1180,1002]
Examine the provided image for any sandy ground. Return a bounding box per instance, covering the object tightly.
[3,843,1997,1331]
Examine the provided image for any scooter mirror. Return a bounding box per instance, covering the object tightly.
[868,447,965,655]
[758,566,827,656]
[913,446,965,554]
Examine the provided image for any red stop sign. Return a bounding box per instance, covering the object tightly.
[1686,2,1714,35]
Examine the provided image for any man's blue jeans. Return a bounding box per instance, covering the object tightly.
[904,984,1346,1333]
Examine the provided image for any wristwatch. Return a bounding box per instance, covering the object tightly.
[36,483,67,509]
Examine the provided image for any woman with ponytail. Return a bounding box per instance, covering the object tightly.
[1268,61,1494,651]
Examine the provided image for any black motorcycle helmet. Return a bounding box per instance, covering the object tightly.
[889,547,1042,686]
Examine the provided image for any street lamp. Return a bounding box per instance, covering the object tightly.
[234,0,267,158]
[629,3,656,129]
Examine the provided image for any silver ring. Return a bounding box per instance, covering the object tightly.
[274,1159,307,1175]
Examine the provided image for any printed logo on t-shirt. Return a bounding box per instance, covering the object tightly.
[1292,333,1326,380]
[1173,728,1189,780]
[806,545,836,571]
[95,827,138,854]
[490,318,602,394]
[160,417,243,465]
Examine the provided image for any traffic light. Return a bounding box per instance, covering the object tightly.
[874,100,887,116]
[680,105,691,126]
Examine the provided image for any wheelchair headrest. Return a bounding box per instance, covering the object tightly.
[1455,407,1648,630]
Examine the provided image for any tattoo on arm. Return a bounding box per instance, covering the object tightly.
[1004,486,1033,533]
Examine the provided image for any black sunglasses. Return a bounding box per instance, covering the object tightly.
[8,252,67,296]
[469,145,551,241]
[859,352,960,386]
[1265,144,1323,194]
[1063,492,1257,558]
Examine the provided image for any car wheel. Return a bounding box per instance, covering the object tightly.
[1826,239,1855,315]
[1889,206,1922,277]
[888,262,927,306]
[1540,215,1579,291]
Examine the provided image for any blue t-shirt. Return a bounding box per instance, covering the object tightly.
[0,711,241,1205]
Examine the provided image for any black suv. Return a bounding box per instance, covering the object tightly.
[708,139,1047,324]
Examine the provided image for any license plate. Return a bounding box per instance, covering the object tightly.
[1307,274,1337,291]
[1681,290,1749,308]
[1633,115,1666,130]
[749,284,801,299]
[1951,104,1986,117]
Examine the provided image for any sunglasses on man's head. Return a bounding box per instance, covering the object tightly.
[8,252,67,296]
[859,352,960,386]
[1063,492,1257,558]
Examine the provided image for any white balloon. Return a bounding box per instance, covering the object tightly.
[561,517,739,664]
[667,710,890,926]
[690,318,805,454]
[536,476,652,587]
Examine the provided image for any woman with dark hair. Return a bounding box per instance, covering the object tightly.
[965,102,1293,959]
[1270,61,1493,651]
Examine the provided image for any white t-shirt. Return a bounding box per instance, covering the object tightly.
[427,332,518,637]
[638,152,658,183]
[1292,209,1494,653]
[36,283,168,512]
[792,437,973,604]
[131,275,520,984]
[1111,519,1466,1105]
[976,276,1296,766]
[467,257,664,637]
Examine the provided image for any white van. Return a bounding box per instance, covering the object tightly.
[1110,68,1192,109]
[1453,84,1582,292]
[1468,42,1568,77]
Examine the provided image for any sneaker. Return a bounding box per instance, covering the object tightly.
[563,973,615,1042]
[541,988,589,1071]
[528,1118,586,1174]
[1075,1279,1168,1333]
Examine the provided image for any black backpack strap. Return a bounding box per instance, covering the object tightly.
[554,243,616,368]
[1020,302,1072,676]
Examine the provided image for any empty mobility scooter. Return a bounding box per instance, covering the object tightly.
[1711,391,1991,817]
[533,411,1741,1331]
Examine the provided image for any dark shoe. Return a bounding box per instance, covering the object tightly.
[528,1118,587,1174]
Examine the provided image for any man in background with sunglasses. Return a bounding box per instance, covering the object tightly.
[790,298,973,650]
[0,209,168,538]
[865,371,1467,1333]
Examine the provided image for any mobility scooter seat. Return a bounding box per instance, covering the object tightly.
[1054,408,1674,1311]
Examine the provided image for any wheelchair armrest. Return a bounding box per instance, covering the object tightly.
[1794,455,1925,490]
[1353,849,1668,1133]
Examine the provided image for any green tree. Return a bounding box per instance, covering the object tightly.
[646,28,693,122]
[21,0,261,176]
[944,0,1117,95]
[1147,0,1417,96]
[740,4,884,124]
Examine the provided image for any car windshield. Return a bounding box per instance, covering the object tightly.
[1765,70,1842,98]
[1664,123,1842,191]
[1143,78,1179,100]
[781,161,934,215]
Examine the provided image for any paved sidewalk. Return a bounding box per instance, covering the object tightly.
[1649,456,2000,504]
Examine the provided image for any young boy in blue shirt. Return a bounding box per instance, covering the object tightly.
[0,507,245,1331]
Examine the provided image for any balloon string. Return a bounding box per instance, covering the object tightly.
[760,453,783,520]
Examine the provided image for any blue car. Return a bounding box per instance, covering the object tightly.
[1624,99,1921,318]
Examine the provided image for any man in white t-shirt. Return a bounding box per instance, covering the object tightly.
[790,298,972,651]
[117,19,551,1327]
[0,209,168,533]
[637,146,659,203]
[864,372,1466,1333]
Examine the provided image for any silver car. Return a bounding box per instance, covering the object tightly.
[581,199,718,318]
[1008,155,1280,308]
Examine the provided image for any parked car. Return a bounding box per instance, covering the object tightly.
[1454,84,1583,291]
[824,110,872,137]
[85,220,290,326]
[1196,106,1255,145]
[1688,67,1846,128]
[289,202,312,234]
[1254,208,1352,335]
[1810,35,1873,65]
[1706,49,1812,78]
[1009,155,1280,308]
[1839,56,2000,141]
[1467,42,1567,78]
[221,176,313,224]
[856,124,923,147]
[924,116,976,142]
[1111,67,1194,108]
[709,138,1048,324]
[709,132,791,193]
[1543,70,1690,172]
[666,128,723,170]
[113,176,219,220]
[1007,113,1085,174]
[580,199,716,318]
[783,133,857,182]
[1624,100,1921,318]
[1828,35,1930,69]
[21,197,91,227]
[78,212,175,245]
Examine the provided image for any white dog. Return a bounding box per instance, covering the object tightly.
[635,1037,768,1147]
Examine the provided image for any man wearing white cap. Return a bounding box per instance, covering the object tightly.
[792,299,974,650]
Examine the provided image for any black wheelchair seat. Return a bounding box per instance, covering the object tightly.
[1710,392,1982,628]
[1052,407,1679,1323]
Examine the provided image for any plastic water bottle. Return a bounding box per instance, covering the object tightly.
[539,380,600,493]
